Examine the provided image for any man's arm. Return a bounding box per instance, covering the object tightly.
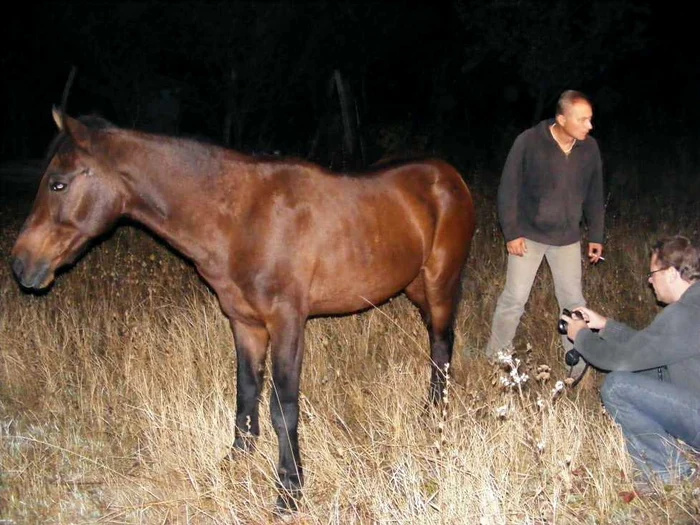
[497,132,528,243]
[575,304,699,371]
[582,141,605,245]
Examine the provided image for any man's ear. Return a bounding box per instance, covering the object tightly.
[667,266,681,283]
[555,114,566,127]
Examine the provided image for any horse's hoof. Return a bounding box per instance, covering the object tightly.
[274,491,301,514]
[223,441,256,464]
[232,433,257,453]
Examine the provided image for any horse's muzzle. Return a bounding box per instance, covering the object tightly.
[11,255,52,290]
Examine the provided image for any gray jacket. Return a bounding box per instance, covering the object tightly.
[576,281,700,395]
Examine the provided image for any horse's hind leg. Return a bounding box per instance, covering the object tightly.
[406,255,466,405]
[427,271,463,404]
[231,320,269,452]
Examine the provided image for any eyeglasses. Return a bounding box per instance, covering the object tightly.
[646,267,668,279]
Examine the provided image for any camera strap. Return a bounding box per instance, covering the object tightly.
[567,361,590,388]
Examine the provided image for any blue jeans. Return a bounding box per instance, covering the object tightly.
[601,372,700,484]
[485,240,585,359]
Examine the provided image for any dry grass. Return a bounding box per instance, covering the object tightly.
[1,186,699,524]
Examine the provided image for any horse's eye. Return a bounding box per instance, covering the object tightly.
[50,181,67,192]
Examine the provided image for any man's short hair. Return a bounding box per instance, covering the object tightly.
[556,90,592,116]
[652,235,700,282]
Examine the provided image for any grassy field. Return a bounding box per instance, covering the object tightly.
[0,180,699,524]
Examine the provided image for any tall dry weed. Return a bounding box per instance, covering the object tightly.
[1,188,699,523]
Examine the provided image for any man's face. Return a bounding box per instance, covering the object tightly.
[558,101,593,141]
[648,253,672,304]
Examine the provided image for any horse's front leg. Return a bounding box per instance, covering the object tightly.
[268,308,306,511]
[230,320,269,452]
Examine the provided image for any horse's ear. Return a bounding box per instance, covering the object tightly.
[52,107,93,153]
[52,106,65,131]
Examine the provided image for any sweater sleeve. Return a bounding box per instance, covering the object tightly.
[575,303,699,371]
[582,140,605,244]
[497,132,527,242]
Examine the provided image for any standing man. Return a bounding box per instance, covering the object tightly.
[563,235,700,493]
[484,90,605,380]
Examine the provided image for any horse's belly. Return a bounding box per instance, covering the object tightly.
[305,197,431,315]
[308,256,421,315]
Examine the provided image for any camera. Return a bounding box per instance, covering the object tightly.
[558,309,587,367]
[557,308,584,335]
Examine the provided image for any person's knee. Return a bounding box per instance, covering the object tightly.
[554,285,585,311]
[561,293,586,309]
[499,285,531,308]
[600,372,633,410]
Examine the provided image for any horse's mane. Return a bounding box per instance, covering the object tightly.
[41,113,434,179]
[76,114,115,130]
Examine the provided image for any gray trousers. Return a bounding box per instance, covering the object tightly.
[486,239,586,358]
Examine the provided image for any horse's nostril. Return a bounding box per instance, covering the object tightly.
[11,256,24,279]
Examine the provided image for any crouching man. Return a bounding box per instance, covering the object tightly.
[562,235,700,494]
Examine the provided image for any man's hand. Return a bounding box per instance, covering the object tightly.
[507,237,527,257]
[563,306,607,342]
[572,307,608,330]
[564,313,588,342]
[588,242,604,264]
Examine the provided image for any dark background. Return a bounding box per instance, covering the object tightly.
[1,0,698,202]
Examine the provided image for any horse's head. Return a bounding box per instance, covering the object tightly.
[11,108,125,290]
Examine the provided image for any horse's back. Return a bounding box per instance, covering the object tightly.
[273,158,475,314]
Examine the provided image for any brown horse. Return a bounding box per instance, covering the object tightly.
[11,109,476,510]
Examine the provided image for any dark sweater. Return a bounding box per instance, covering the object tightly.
[497,119,605,246]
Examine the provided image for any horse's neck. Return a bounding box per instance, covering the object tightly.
[123,159,223,261]
[118,136,260,263]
